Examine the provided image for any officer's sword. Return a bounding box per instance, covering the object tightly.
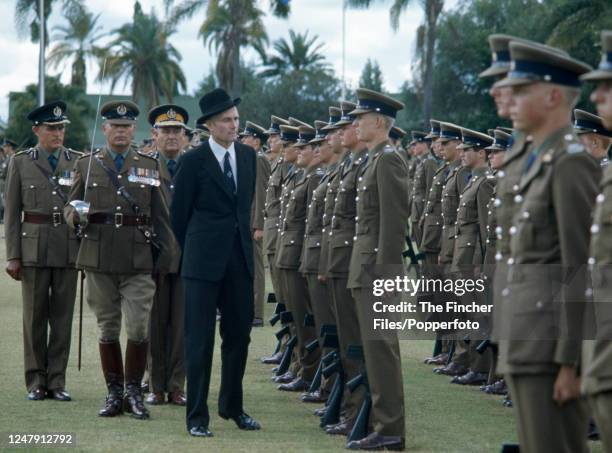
[75,58,107,372]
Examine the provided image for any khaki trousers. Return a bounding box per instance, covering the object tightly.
[21,266,78,391]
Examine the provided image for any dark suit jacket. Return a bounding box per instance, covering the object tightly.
[171,141,256,281]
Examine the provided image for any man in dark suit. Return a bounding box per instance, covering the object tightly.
[171,88,259,438]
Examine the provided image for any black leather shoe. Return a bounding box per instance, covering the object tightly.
[272,371,295,384]
[47,389,71,401]
[278,377,310,392]
[222,413,261,430]
[189,426,213,437]
[123,384,150,420]
[252,318,264,327]
[325,418,355,435]
[346,432,405,451]
[99,385,124,417]
[261,351,283,365]
[451,370,488,385]
[300,389,328,403]
[434,362,468,376]
[483,379,507,395]
[27,386,46,401]
[314,406,327,416]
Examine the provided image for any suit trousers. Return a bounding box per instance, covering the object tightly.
[352,288,405,439]
[253,237,265,319]
[506,373,588,453]
[330,277,365,420]
[148,272,185,393]
[183,234,253,430]
[21,266,78,391]
[278,268,319,382]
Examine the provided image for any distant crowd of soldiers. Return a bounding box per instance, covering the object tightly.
[4,27,612,452]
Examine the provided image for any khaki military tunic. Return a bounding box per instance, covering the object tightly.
[64,148,177,342]
[420,161,452,256]
[276,167,322,382]
[263,156,290,306]
[145,151,185,394]
[347,141,408,438]
[5,146,81,392]
[496,128,599,453]
[252,151,271,319]
[439,165,471,264]
[410,155,438,246]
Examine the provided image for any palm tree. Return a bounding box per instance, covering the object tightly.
[259,30,331,79]
[167,0,291,96]
[15,0,82,44]
[346,0,444,126]
[47,5,104,91]
[99,1,187,110]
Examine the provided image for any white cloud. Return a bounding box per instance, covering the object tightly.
[0,0,460,122]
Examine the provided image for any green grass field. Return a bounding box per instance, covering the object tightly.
[0,239,594,452]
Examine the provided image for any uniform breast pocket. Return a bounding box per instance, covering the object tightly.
[87,178,111,209]
[21,180,42,209]
[126,180,152,212]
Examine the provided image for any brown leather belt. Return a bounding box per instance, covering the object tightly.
[89,213,151,227]
[23,212,65,226]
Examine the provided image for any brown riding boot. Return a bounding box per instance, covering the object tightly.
[99,341,124,417]
[123,340,150,420]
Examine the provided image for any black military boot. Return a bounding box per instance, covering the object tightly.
[98,341,124,417]
[123,340,150,420]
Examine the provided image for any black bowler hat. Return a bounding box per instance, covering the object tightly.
[198,88,241,122]
[27,100,70,125]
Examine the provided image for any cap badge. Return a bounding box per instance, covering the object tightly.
[167,108,177,119]
[53,106,63,117]
[117,104,127,116]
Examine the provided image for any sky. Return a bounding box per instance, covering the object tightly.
[0,0,459,121]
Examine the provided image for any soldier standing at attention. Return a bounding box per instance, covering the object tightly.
[64,100,177,420]
[494,41,597,453]
[409,131,436,247]
[581,29,612,452]
[143,104,188,407]
[5,101,81,401]
[573,109,612,165]
[241,121,271,327]
[346,88,408,451]
[449,128,494,386]
[276,124,321,392]
[260,115,291,365]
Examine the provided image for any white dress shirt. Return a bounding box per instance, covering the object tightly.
[208,136,237,187]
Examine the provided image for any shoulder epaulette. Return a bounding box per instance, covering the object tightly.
[136,151,157,160]
[383,144,395,153]
[77,149,101,160]
[14,148,31,157]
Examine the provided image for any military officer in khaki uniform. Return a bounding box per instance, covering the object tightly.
[142,104,188,407]
[433,122,472,377]
[276,125,322,392]
[5,101,81,401]
[573,109,612,165]
[581,29,612,452]
[298,121,336,403]
[346,88,407,451]
[64,100,177,420]
[322,103,370,436]
[261,115,291,365]
[240,121,271,327]
[410,131,437,246]
[492,42,597,453]
[449,128,494,386]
